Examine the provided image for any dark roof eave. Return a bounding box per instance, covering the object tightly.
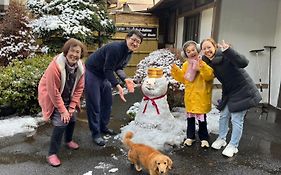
[146,0,172,13]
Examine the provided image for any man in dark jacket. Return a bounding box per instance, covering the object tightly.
[85,30,143,146]
[201,38,262,157]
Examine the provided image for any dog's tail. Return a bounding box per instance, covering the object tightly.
[123,131,134,149]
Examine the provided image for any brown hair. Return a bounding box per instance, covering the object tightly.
[62,38,88,58]
[200,38,218,50]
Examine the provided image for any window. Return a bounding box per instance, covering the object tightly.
[183,14,200,44]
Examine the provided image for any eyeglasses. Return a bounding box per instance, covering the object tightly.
[130,37,141,45]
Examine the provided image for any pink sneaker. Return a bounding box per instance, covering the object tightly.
[47,154,61,167]
[66,141,79,150]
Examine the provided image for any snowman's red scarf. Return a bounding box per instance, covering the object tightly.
[141,88,167,115]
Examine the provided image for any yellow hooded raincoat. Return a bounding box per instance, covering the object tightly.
[171,60,214,114]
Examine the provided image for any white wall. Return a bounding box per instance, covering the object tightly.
[0,0,9,8]
[199,8,213,42]
[0,0,9,5]
[271,0,281,107]
[218,0,279,105]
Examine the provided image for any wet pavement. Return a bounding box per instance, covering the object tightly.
[0,89,281,175]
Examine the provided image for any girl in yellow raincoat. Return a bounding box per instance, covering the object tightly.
[171,40,214,148]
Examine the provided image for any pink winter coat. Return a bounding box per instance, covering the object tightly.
[38,53,85,121]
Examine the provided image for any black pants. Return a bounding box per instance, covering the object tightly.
[48,121,75,156]
[186,114,209,141]
[85,69,112,139]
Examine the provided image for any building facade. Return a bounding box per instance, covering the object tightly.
[148,0,281,108]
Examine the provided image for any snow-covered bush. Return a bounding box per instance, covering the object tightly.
[26,0,116,52]
[0,55,53,115]
[0,1,39,66]
[134,48,184,90]
[133,48,185,108]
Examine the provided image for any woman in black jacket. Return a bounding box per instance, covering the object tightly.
[201,38,262,157]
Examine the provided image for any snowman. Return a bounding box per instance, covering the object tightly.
[120,67,186,150]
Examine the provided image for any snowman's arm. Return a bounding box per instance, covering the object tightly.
[198,61,214,81]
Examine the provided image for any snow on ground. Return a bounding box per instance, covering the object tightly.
[0,106,220,144]
[0,113,120,174]
[123,102,220,151]
[0,114,45,138]
[0,105,219,175]
[119,75,220,152]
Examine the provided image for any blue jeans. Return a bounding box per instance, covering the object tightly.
[218,105,247,147]
[85,69,112,139]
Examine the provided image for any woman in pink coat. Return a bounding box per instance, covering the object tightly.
[38,38,86,167]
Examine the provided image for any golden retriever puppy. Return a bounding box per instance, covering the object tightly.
[123,131,173,175]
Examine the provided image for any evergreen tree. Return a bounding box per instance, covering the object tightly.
[0,1,38,66]
[26,0,116,52]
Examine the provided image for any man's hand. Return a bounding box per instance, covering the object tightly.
[116,84,126,102]
[125,78,135,93]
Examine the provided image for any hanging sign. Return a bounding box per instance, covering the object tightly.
[116,26,158,39]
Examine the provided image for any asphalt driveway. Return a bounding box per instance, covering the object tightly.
[0,90,281,175]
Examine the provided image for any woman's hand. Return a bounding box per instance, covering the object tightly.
[61,111,70,124]
[68,107,75,117]
[217,40,230,52]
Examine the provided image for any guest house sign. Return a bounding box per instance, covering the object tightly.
[116,26,158,39]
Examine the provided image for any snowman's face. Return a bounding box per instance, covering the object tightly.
[141,76,168,97]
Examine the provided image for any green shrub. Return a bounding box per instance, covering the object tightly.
[0,55,53,115]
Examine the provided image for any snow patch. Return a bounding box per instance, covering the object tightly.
[0,116,45,138]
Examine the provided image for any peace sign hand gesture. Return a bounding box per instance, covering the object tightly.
[217,40,230,52]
